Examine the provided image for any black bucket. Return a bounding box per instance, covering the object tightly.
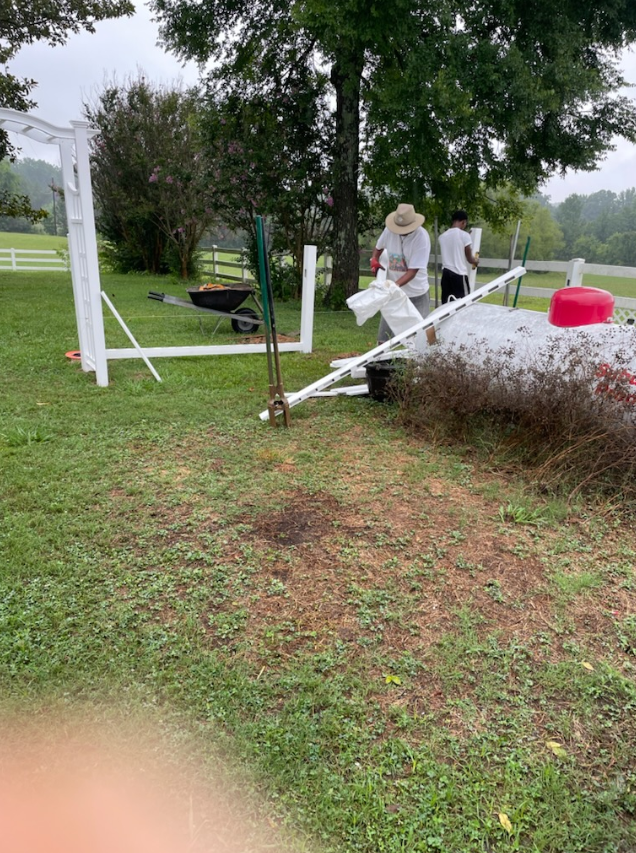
[366,360,403,402]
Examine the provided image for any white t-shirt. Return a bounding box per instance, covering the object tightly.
[439,227,472,276]
[376,226,430,296]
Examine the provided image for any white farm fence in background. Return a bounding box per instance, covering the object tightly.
[0,248,68,272]
[475,257,636,325]
[200,245,255,284]
[6,239,636,324]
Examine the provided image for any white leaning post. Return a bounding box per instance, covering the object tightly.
[468,227,482,292]
[300,244,317,353]
[565,257,585,288]
[63,121,108,386]
[259,266,527,421]
[101,292,161,382]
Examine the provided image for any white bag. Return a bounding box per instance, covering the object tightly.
[379,287,424,336]
[347,282,424,335]
[347,280,396,326]
[347,247,424,336]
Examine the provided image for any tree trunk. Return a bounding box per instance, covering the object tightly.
[326,53,364,307]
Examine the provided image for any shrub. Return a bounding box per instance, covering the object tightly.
[395,334,636,502]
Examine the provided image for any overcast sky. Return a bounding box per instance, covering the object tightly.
[8,2,636,205]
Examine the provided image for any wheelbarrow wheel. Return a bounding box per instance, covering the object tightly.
[231,308,260,334]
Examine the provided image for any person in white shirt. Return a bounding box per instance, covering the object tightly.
[370,203,431,343]
[438,210,480,303]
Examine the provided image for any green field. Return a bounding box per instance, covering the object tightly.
[2,264,636,852]
[0,232,68,251]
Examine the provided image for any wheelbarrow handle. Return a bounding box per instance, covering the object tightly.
[148,291,166,301]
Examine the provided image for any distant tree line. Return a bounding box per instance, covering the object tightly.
[0,158,66,235]
[552,189,636,266]
[479,190,636,268]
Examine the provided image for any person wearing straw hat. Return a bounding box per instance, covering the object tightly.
[370,203,431,343]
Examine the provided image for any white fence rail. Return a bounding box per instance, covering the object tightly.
[476,258,636,279]
[200,245,254,284]
[467,258,636,324]
[0,248,68,272]
[200,245,333,286]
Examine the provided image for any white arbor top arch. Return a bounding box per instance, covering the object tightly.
[0,108,93,145]
[0,108,108,385]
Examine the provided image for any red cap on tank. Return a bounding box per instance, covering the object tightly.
[548,286,614,328]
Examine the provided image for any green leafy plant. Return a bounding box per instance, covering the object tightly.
[1,426,53,447]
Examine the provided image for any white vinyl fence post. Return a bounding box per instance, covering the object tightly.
[324,252,332,288]
[11,248,16,270]
[213,245,219,277]
[63,123,109,387]
[300,245,317,353]
[565,258,585,288]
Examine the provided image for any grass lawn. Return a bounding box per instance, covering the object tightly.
[2,268,636,852]
[0,232,68,252]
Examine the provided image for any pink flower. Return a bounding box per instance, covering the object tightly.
[165,176,174,184]
[149,174,158,183]
[326,196,334,207]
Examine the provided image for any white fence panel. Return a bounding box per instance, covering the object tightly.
[0,248,68,272]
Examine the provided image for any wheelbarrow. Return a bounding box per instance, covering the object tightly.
[148,284,264,334]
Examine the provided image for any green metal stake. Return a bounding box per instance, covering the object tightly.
[512,236,531,308]
[255,215,290,426]
[256,216,277,425]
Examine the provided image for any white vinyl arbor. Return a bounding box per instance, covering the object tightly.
[0,108,108,384]
[1,109,318,386]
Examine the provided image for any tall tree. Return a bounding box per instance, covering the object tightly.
[554,194,586,259]
[86,77,215,278]
[201,57,334,297]
[150,0,636,302]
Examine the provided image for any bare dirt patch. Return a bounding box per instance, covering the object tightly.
[108,424,635,730]
[251,492,343,546]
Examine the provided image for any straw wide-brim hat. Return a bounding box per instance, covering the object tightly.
[385,203,425,234]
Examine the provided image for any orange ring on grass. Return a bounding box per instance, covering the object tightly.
[65,350,81,360]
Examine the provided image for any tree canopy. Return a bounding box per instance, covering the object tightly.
[152,0,636,299]
[200,55,334,297]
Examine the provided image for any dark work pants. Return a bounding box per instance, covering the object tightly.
[441,268,469,303]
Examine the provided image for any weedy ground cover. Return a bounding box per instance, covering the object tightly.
[1,269,636,851]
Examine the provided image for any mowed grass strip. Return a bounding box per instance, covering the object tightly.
[1,267,636,852]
